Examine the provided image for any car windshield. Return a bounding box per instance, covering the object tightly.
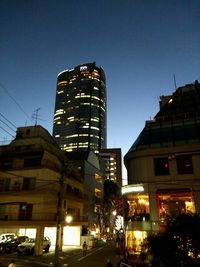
[26,238,35,243]
[6,235,14,239]
[0,235,14,241]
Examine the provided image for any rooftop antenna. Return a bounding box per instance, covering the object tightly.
[32,108,44,126]
[173,73,177,90]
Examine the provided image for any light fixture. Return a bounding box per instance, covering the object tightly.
[66,215,73,224]
[121,185,144,195]
[112,210,117,216]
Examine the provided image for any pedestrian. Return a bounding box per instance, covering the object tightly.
[105,258,113,267]
[82,241,87,256]
[8,259,15,267]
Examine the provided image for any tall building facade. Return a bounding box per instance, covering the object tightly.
[53,62,107,153]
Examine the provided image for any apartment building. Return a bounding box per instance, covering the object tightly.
[0,125,87,255]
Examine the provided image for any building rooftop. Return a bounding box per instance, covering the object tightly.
[155,80,200,121]
[128,80,200,152]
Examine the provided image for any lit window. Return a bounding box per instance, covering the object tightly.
[91,126,99,131]
[57,90,64,94]
[91,117,99,122]
[67,116,75,121]
[57,81,68,86]
[91,96,100,101]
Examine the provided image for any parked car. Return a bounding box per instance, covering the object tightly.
[0,233,17,253]
[9,236,29,252]
[17,236,51,255]
[0,233,17,243]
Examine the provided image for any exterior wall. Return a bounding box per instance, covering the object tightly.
[127,144,200,185]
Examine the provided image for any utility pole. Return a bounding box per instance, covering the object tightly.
[54,167,64,267]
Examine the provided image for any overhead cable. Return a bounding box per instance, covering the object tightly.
[0,113,16,129]
[0,126,15,137]
[0,82,32,123]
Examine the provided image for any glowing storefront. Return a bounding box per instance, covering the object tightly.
[122,184,196,254]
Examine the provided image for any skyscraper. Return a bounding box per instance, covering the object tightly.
[53,62,107,153]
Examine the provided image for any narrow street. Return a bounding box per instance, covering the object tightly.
[0,241,127,267]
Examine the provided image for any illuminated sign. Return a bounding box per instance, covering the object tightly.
[121,185,144,195]
[80,66,87,71]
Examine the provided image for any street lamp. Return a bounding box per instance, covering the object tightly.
[66,214,73,224]
[112,210,117,216]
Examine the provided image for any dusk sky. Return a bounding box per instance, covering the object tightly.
[0,0,200,182]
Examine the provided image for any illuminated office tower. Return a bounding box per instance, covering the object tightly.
[53,62,107,153]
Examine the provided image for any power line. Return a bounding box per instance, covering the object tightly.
[0,126,15,138]
[0,113,16,130]
[0,118,16,134]
[0,81,32,123]
[0,113,16,142]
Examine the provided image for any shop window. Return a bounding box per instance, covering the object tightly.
[127,231,147,254]
[127,195,150,221]
[176,155,193,174]
[154,157,169,176]
[157,191,195,223]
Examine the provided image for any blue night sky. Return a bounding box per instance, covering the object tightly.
[0,0,200,182]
